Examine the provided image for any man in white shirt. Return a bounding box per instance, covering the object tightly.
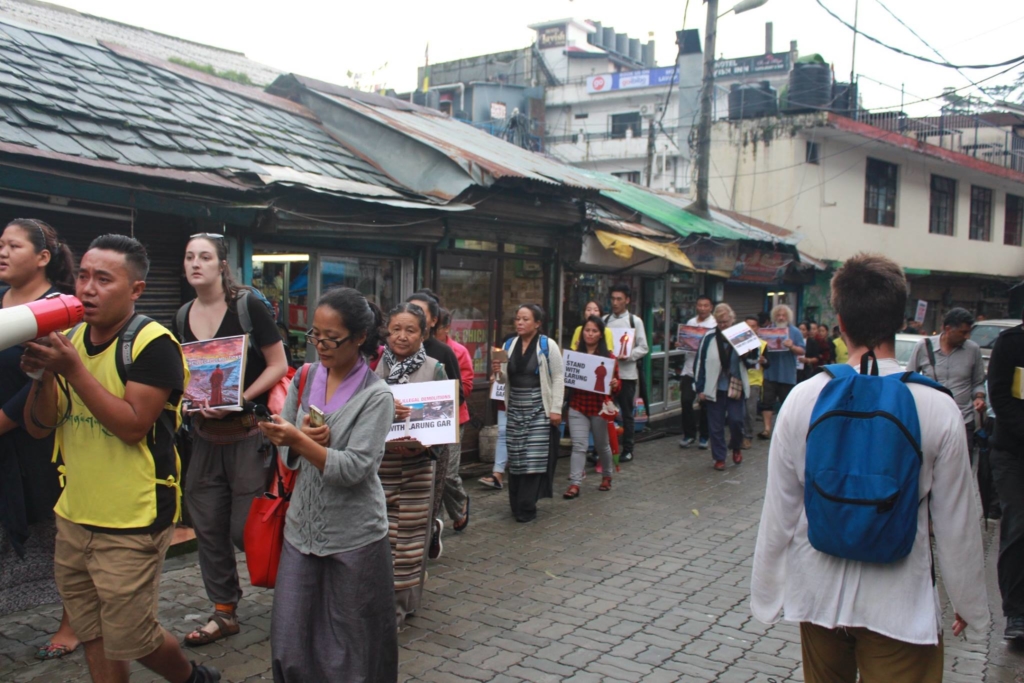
[751,254,988,683]
[604,284,648,463]
[676,295,717,449]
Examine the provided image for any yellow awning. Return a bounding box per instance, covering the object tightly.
[594,229,694,271]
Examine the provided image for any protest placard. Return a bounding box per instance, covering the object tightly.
[489,382,506,401]
[562,350,614,395]
[676,325,709,352]
[387,379,459,446]
[613,329,635,357]
[182,335,247,410]
[723,322,761,355]
[758,328,790,352]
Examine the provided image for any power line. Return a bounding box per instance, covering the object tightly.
[815,0,1024,70]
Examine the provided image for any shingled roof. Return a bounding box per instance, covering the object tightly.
[0,18,422,203]
[0,0,281,85]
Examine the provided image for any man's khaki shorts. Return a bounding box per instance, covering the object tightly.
[54,515,173,660]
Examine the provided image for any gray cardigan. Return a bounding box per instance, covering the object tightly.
[279,362,392,556]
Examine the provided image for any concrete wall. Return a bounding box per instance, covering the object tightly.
[708,115,1024,278]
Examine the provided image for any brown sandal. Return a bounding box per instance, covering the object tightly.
[183,610,239,647]
[598,477,612,492]
[563,485,580,499]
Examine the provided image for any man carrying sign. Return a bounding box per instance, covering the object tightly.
[677,296,716,449]
[604,285,648,463]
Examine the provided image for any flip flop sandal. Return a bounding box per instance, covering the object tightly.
[563,485,580,499]
[453,497,470,533]
[35,643,78,660]
[183,611,239,647]
[478,476,503,490]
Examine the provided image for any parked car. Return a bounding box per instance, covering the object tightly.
[972,319,1019,372]
[894,333,921,370]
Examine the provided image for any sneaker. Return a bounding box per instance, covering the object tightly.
[428,519,443,560]
[713,461,726,471]
[698,438,709,450]
[678,437,695,448]
[191,663,221,682]
[732,450,743,465]
[620,451,633,463]
[742,438,752,450]
[1004,616,1024,640]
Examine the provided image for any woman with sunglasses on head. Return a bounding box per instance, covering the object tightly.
[405,292,469,537]
[0,218,79,660]
[374,303,448,627]
[569,301,614,353]
[173,234,288,648]
[259,287,396,682]
[491,304,565,523]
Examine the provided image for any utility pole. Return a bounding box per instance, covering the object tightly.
[645,116,656,187]
[849,0,859,86]
[694,0,719,213]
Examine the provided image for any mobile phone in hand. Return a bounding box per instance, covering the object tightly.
[309,405,326,428]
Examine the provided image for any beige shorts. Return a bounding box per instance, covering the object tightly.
[54,515,173,660]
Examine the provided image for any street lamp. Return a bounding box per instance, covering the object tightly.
[694,0,770,213]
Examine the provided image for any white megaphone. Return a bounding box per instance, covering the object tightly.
[2,292,85,353]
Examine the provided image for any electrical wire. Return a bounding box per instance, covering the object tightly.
[815,0,1024,70]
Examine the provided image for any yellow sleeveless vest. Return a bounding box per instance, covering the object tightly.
[53,320,189,532]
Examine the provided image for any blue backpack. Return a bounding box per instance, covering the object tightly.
[804,358,949,564]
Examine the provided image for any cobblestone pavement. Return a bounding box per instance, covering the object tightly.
[2,434,1021,682]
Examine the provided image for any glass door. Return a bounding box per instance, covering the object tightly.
[437,255,496,383]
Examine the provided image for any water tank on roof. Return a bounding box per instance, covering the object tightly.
[728,82,779,120]
[603,27,616,49]
[590,22,603,47]
[785,61,833,112]
[642,41,656,67]
[831,82,858,117]
[616,33,629,54]
[628,38,641,62]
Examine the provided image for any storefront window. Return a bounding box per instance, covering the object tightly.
[650,357,666,405]
[438,266,492,380]
[319,256,399,313]
[253,253,309,363]
[561,272,641,346]
[502,259,546,339]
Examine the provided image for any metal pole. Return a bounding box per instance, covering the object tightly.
[849,0,859,86]
[695,0,719,213]
[645,116,656,187]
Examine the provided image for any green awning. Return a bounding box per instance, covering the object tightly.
[580,169,746,241]
[904,268,932,275]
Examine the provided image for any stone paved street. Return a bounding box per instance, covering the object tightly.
[1,434,1021,682]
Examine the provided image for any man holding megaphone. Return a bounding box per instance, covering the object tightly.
[21,234,220,683]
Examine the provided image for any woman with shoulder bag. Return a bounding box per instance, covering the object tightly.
[491,304,565,523]
[175,234,288,647]
[696,304,753,471]
[259,287,397,683]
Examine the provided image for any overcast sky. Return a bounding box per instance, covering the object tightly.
[51,0,1024,116]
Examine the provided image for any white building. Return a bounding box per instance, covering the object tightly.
[705,110,1024,328]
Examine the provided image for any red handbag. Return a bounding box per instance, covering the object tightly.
[244,364,310,588]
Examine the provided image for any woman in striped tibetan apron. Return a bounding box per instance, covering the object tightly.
[492,305,565,523]
[375,303,449,627]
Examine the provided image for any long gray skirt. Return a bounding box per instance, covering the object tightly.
[271,536,398,683]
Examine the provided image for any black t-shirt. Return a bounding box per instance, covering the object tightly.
[423,337,464,401]
[176,292,283,406]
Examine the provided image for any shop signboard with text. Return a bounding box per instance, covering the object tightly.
[586,66,680,94]
[449,319,489,379]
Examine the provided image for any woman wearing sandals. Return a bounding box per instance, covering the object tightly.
[0,219,80,660]
[375,303,448,627]
[478,333,516,492]
[491,305,564,523]
[564,316,620,499]
[259,287,397,682]
[174,234,288,647]
[432,307,474,532]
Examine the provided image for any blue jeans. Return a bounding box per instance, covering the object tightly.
[493,410,508,474]
[705,390,744,462]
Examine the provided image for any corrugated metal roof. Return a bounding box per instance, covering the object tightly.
[294,81,614,198]
[0,19,425,203]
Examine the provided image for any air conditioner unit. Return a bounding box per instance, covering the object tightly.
[639,104,651,116]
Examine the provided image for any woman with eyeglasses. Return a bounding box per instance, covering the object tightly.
[374,303,449,627]
[259,287,397,682]
[0,218,80,660]
[491,304,565,523]
[173,234,288,648]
